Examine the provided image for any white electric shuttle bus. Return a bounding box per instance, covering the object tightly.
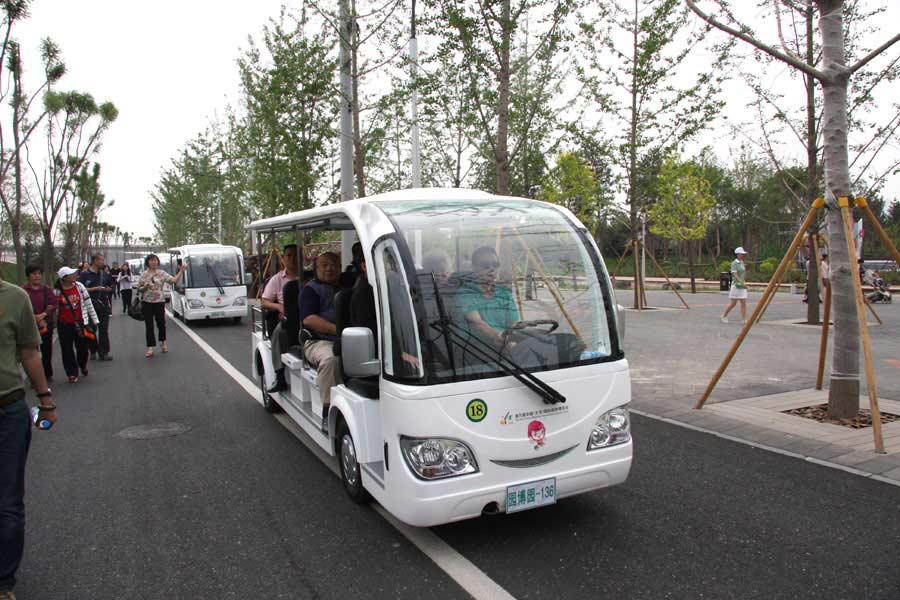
[168,244,247,322]
[249,189,631,527]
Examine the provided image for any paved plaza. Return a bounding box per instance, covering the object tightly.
[624,287,900,483]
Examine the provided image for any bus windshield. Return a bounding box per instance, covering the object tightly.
[185,251,242,288]
[374,199,620,385]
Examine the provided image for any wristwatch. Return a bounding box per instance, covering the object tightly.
[36,389,52,398]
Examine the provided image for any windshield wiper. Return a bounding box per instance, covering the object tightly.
[438,320,565,404]
[205,262,225,295]
[421,274,565,404]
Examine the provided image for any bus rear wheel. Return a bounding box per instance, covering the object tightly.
[338,422,371,504]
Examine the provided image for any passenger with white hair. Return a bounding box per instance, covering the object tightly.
[422,249,452,286]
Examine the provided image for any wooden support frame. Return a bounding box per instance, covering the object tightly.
[639,239,690,309]
[755,244,800,324]
[839,198,885,454]
[696,200,823,409]
[699,196,890,454]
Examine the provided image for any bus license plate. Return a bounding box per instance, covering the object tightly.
[210,311,225,318]
[506,477,556,514]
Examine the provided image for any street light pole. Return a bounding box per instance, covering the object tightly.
[339,0,355,202]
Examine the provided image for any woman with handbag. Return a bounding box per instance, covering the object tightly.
[21,265,58,380]
[55,266,99,383]
[137,253,186,358]
[118,262,134,313]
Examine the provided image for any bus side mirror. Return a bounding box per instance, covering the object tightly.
[244,272,252,285]
[617,304,626,342]
[342,327,380,378]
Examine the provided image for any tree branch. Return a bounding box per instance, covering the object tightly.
[683,0,826,80]
[849,31,900,75]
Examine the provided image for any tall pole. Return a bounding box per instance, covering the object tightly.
[409,0,422,188]
[339,0,355,202]
[217,192,222,244]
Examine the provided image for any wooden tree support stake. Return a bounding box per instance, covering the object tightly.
[755,244,799,324]
[639,239,690,309]
[816,282,832,390]
[696,201,823,410]
[610,243,633,280]
[839,199,885,454]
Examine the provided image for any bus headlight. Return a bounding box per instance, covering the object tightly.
[232,296,246,306]
[587,406,630,451]
[400,437,479,480]
[188,299,204,309]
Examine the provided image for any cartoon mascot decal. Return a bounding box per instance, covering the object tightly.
[527,420,546,450]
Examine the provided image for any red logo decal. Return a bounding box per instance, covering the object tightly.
[528,420,546,450]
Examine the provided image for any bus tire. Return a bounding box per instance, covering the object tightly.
[233,316,243,324]
[338,421,371,504]
[257,354,281,414]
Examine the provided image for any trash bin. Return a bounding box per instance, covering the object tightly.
[719,271,732,291]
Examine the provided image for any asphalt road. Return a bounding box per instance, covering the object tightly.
[16,308,900,599]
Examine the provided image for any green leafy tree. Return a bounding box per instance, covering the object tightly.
[0,1,66,282]
[648,154,716,293]
[578,0,731,308]
[539,151,602,233]
[29,88,118,274]
[425,0,576,195]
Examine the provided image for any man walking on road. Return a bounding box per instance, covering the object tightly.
[0,276,57,600]
[80,254,114,361]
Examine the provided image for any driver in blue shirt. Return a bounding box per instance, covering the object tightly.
[457,246,519,349]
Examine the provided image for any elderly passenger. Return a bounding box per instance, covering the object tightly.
[299,252,343,421]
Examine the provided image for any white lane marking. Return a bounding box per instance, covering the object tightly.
[167,312,517,600]
[630,408,900,489]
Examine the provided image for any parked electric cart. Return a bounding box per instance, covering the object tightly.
[169,244,247,322]
[249,188,631,527]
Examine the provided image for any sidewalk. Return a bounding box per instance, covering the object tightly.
[626,289,900,486]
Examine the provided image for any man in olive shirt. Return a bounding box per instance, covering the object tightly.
[0,278,57,598]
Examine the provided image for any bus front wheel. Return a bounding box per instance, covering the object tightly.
[338,422,371,504]
[257,355,281,414]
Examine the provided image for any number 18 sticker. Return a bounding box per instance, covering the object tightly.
[466,399,487,423]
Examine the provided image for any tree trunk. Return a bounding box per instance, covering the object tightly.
[819,0,859,418]
[494,0,512,196]
[628,0,641,309]
[688,241,696,294]
[804,2,821,325]
[41,228,55,277]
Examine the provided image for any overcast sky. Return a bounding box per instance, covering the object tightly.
[12,1,900,240]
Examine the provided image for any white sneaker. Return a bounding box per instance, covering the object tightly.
[720,316,728,323]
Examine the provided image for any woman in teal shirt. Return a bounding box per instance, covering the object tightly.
[458,246,520,348]
[721,246,748,323]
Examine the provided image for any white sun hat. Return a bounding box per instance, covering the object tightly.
[734,247,747,255]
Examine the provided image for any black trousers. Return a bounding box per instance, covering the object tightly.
[94,303,111,356]
[142,301,167,347]
[121,288,133,313]
[58,322,89,377]
[39,327,53,378]
[0,396,30,593]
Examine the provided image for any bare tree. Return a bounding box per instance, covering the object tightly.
[685,0,900,417]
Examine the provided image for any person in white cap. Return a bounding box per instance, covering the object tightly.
[53,266,99,382]
[721,247,748,323]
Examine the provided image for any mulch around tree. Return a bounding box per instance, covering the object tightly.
[783,404,900,429]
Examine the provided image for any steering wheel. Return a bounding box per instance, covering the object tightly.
[499,319,559,355]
